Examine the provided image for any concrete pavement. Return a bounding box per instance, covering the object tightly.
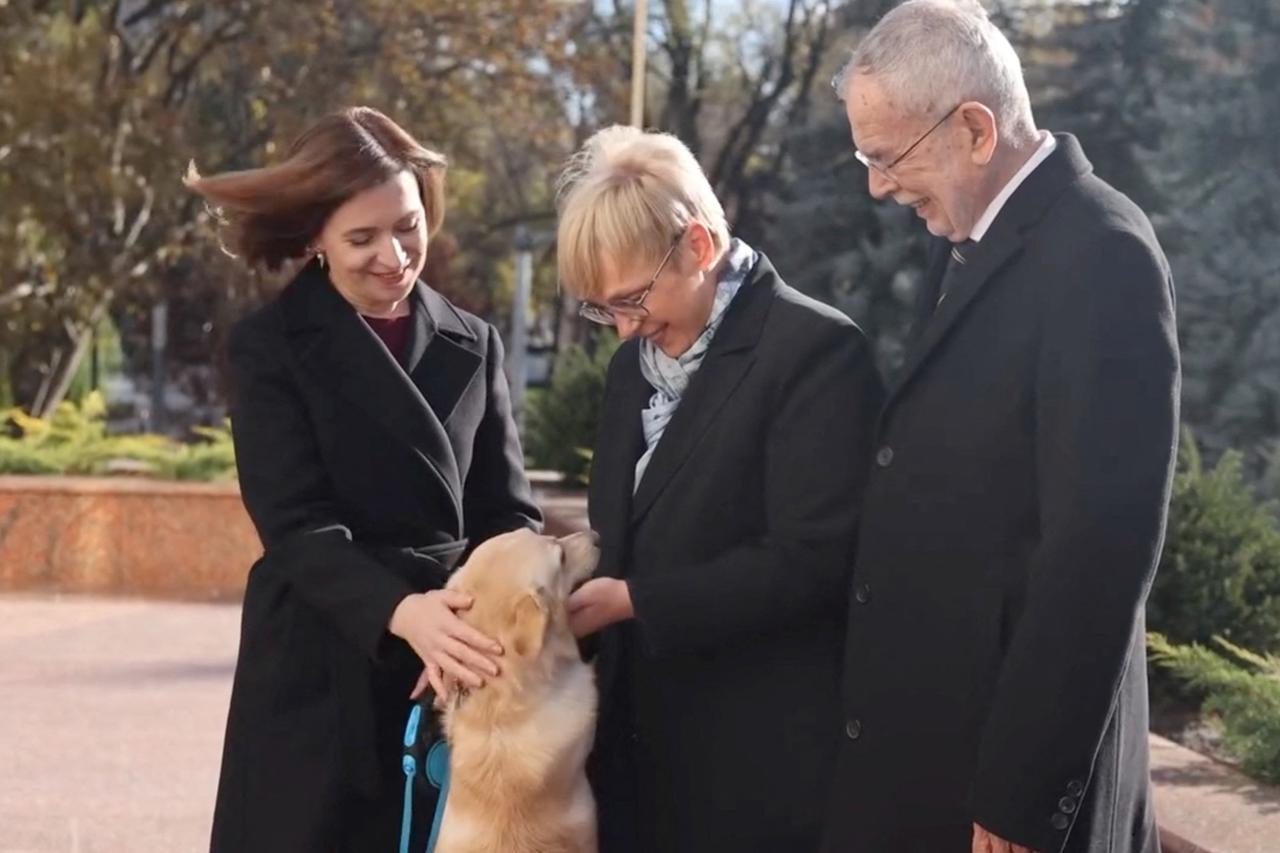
[1152,734,1280,853]
[3,593,1280,853]
[0,595,238,853]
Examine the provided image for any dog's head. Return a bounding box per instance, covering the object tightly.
[448,528,600,664]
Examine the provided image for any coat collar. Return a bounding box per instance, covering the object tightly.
[278,260,483,536]
[281,259,477,344]
[587,342,650,578]
[588,252,780,537]
[402,282,484,428]
[887,133,1093,408]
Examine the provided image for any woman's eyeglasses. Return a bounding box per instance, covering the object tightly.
[578,232,683,326]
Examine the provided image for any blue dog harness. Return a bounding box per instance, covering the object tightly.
[400,696,451,853]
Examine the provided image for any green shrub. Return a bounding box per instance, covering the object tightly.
[1149,430,1280,654]
[0,442,65,475]
[1150,633,1280,784]
[0,392,237,482]
[524,335,621,484]
[163,425,238,482]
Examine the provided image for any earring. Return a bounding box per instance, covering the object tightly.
[310,247,326,269]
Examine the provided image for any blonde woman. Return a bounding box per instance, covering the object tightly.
[559,126,885,853]
[187,107,540,852]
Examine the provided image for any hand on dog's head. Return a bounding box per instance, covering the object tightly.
[447,529,601,668]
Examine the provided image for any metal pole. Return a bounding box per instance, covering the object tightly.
[630,0,648,127]
[150,300,167,433]
[509,226,533,432]
[90,322,100,392]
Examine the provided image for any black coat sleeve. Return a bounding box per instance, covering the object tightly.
[626,322,885,655]
[228,316,415,661]
[970,229,1180,852]
[461,324,543,544]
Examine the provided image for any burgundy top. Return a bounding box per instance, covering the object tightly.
[363,312,412,361]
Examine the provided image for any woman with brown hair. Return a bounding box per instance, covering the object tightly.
[188,106,541,852]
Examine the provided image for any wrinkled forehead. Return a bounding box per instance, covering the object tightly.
[845,72,916,157]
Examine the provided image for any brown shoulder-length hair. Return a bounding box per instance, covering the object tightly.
[185,106,447,270]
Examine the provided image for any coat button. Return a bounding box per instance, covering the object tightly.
[854,584,872,604]
[845,719,863,740]
[875,446,894,467]
[1051,813,1070,831]
[1058,796,1077,814]
[1066,779,1084,797]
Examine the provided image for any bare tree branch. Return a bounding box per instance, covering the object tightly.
[122,0,181,28]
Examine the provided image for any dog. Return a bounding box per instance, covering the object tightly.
[433,528,601,853]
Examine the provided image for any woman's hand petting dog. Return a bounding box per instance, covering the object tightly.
[567,577,634,638]
[389,590,503,698]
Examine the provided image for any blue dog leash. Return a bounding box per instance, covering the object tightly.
[400,695,451,853]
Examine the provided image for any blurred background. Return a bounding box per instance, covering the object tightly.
[1,0,1275,476]
[1,1,1279,851]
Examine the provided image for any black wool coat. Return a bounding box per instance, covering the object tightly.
[586,253,886,853]
[822,135,1179,853]
[210,260,541,853]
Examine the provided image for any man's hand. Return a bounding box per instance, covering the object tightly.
[973,823,1037,853]
[567,577,634,637]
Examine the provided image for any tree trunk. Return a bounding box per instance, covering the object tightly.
[36,300,110,418]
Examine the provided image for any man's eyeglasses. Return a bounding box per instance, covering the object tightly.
[578,232,683,326]
[854,103,963,180]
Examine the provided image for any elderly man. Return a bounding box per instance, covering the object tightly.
[824,2,1179,853]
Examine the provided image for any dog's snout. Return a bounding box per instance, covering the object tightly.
[560,529,600,549]
[557,530,601,586]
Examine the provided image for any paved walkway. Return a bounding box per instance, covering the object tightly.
[0,595,239,853]
[1152,734,1280,853]
[4,593,1280,853]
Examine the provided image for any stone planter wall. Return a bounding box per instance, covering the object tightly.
[0,475,590,602]
[0,476,260,601]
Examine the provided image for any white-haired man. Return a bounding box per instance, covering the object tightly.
[825,2,1178,852]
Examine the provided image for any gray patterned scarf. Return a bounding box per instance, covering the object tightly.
[634,237,758,491]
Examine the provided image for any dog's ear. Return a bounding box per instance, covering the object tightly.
[509,590,548,658]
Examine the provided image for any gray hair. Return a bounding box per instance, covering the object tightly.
[833,0,1035,137]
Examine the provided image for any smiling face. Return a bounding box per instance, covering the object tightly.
[314,169,427,316]
[592,222,720,358]
[845,72,996,242]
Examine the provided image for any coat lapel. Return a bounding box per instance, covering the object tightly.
[886,133,1094,409]
[889,234,1024,404]
[587,345,650,578]
[629,255,777,525]
[281,263,470,533]
[912,239,952,337]
[404,283,485,427]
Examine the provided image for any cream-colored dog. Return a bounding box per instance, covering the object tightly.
[434,528,600,853]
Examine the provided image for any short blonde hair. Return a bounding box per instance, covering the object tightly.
[555,125,730,300]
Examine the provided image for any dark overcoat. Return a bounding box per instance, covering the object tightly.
[586,253,886,853]
[822,135,1180,853]
[210,260,541,853]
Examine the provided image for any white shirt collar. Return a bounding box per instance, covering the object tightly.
[968,131,1057,243]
